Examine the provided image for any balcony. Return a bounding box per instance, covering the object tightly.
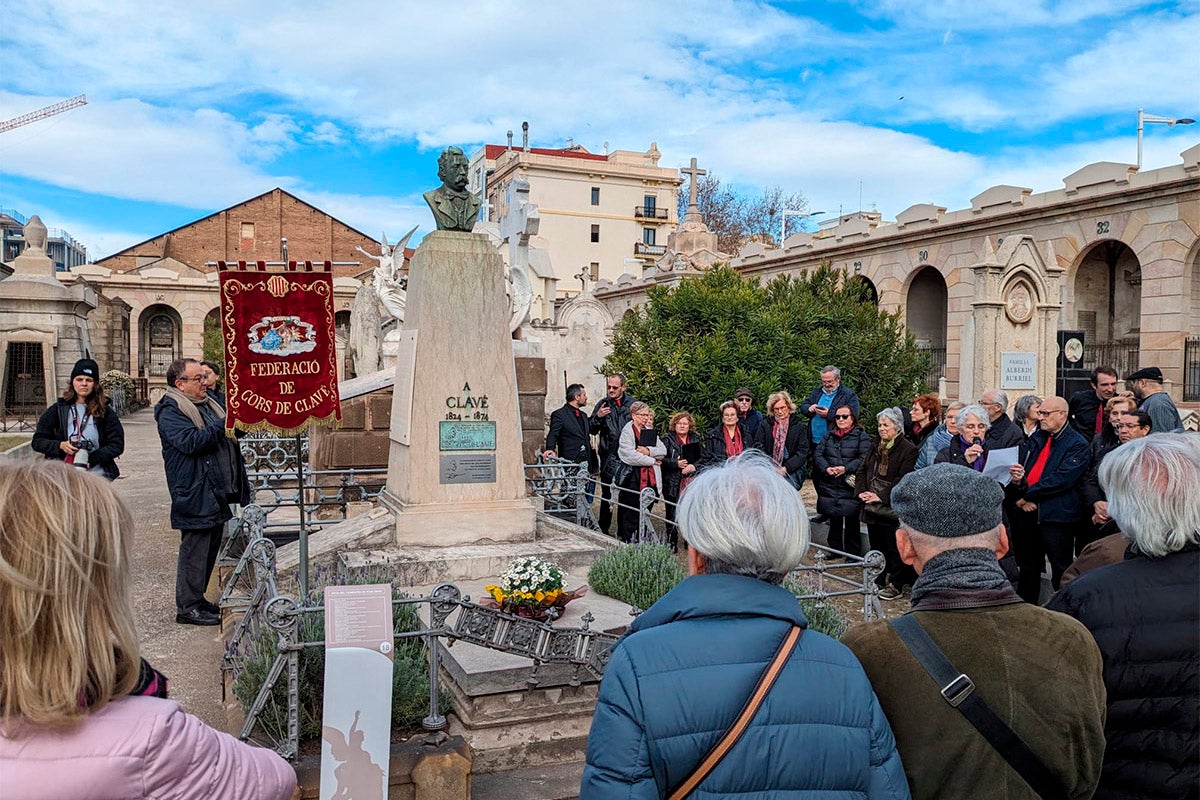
[634,242,667,257]
[634,206,669,221]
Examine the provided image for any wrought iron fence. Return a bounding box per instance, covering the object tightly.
[1185,336,1200,403]
[1082,338,1139,381]
[238,432,386,534]
[226,466,887,758]
[916,344,946,392]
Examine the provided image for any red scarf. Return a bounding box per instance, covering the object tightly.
[1027,437,1053,485]
[725,425,744,458]
[634,424,657,490]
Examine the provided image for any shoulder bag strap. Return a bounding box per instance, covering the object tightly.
[889,614,1068,800]
[668,624,802,800]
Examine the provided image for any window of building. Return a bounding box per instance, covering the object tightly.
[643,195,657,215]
[590,224,600,243]
[590,187,600,206]
[239,221,255,252]
[589,262,600,281]
[642,228,656,246]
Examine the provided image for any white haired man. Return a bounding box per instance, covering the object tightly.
[1047,434,1200,799]
[843,463,1106,800]
[581,452,908,799]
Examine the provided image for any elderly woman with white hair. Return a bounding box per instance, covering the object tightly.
[934,404,993,471]
[581,451,909,799]
[856,408,919,600]
[1047,434,1200,799]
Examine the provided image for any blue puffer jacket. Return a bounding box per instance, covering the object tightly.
[580,574,910,799]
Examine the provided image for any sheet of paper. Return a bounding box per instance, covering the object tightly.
[983,446,1019,485]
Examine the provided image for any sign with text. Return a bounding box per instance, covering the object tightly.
[439,420,497,451]
[1001,352,1038,389]
[319,584,394,800]
[218,261,341,435]
[440,453,497,484]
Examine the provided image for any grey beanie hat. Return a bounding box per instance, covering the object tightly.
[891,463,1003,538]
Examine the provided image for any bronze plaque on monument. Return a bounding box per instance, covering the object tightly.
[439,454,497,484]
[439,420,497,451]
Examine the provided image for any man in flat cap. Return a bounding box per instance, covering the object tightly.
[842,463,1106,800]
[1126,366,1182,434]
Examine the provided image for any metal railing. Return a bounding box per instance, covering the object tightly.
[222,504,621,760]
[633,242,667,257]
[1083,338,1139,381]
[224,460,888,759]
[239,432,386,534]
[634,206,669,220]
[1185,336,1200,402]
[528,457,885,621]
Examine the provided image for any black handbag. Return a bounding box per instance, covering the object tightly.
[862,474,899,525]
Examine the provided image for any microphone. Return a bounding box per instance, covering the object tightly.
[973,437,983,447]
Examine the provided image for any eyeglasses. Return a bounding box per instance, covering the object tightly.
[735,396,752,402]
[178,376,204,383]
[834,414,852,419]
[978,400,1000,407]
[606,385,622,391]
[1036,409,1066,417]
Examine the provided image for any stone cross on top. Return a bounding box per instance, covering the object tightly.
[499,178,540,272]
[681,157,706,211]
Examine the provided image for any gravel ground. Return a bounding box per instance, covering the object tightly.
[113,409,228,729]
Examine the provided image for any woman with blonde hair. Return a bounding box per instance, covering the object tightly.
[0,461,295,799]
[762,390,809,488]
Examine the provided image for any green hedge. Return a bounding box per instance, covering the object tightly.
[588,544,851,637]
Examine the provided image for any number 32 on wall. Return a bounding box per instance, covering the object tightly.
[1096,220,1110,235]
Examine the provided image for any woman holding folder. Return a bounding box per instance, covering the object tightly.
[661,411,702,551]
[614,401,666,543]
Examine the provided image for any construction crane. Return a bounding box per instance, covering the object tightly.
[0,94,87,135]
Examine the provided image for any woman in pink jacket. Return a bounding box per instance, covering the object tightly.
[0,460,296,800]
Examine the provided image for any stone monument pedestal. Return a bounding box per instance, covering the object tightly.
[383,230,536,546]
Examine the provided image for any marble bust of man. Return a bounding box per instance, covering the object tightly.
[423,147,481,232]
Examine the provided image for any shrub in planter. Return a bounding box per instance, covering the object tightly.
[587,543,686,611]
[231,570,447,743]
[782,575,851,639]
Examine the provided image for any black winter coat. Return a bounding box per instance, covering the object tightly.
[1067,388,1105,442]
[854,437,918,508]
[1047,546,1200,799]
[984,413,1026,450]
[660,432,701,501]
[590,393,636,476]
[1016,425,1092,524]
[812,427,871,517]
[760,413,809,482]
[154,394,251,530]
[32,398,125,480]
[699,421,761,469]
[935,434,991,471]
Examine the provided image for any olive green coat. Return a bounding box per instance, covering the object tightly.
[842,604,1106,799]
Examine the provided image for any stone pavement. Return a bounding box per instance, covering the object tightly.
[113,409,227,729]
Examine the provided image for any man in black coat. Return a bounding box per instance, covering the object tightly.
[1048,434,1199,799]
[155,358,251,627]
[1011,396,1092,593]
[978,388,1025,450]
[544,383,593,472]
[1067,366,1118,442]
[732,387,765,443]
[589,373,636,535]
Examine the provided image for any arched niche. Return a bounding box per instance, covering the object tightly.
[139,304,183,377]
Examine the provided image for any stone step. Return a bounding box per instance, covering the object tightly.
[472,761,584,800]
[339,534,610,585]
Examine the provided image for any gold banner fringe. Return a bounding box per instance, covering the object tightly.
[224,410,342,438]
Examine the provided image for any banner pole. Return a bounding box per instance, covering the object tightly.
[296,433,309,600]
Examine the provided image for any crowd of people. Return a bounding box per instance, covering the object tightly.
[582,435,1199,799]
[546,364,1189,604]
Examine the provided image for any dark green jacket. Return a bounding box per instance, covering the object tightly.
[843,603,1106,799]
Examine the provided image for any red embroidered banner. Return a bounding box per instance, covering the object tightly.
[218,261,341,435]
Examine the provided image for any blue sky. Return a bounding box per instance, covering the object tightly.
[0,0,1196,260]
